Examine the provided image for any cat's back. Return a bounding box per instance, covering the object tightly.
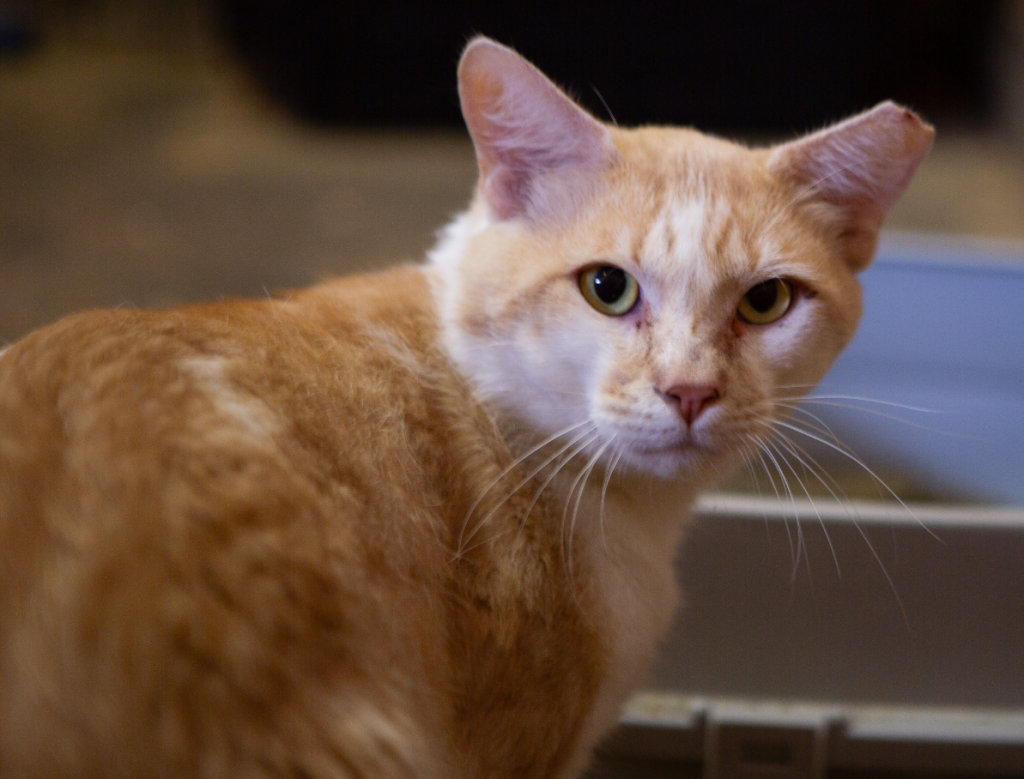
[0,266,505,777]
[0,265,467,557]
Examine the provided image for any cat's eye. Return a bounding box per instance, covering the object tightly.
[736,278,793,325]
[579,265,640,316]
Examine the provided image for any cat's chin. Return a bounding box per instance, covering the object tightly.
[617,440,727,482]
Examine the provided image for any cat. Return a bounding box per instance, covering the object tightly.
[0,36,932,779]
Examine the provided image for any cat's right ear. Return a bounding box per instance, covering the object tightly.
[458,37,618,221]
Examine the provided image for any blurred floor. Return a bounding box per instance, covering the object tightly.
[2,42,1024,343]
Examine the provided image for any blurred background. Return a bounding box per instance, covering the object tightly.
[3,5,1023,775]
[1,0,1024,344]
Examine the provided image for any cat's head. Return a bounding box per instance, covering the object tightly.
[431,37,933,481]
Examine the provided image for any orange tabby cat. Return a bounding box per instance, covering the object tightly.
[0,37,931,779]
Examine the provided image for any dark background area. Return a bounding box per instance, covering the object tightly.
[1,0,1022,345]
[214,0,1001,134]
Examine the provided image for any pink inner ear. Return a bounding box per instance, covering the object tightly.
[457,38,615,220]
[769,101,934,269]
[773,102,934,211]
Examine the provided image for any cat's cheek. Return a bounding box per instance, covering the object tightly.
[507,320,612,426]
[754,301,841,388]
[757,322,804,366]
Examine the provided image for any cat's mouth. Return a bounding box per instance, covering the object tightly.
[629,430,717,458]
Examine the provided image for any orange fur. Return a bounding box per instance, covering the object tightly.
[0,37,932,779]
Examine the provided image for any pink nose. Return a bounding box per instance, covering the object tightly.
[662,384,720,426]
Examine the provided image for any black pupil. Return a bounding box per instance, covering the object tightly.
[593,267,627,304]
[746,280,778,313]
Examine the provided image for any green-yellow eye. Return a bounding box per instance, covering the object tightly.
[737,278,793,325]
[579,265,640,316]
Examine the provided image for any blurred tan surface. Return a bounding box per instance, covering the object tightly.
[2,44,1024,344]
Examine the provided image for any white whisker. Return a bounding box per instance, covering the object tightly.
[508,429,604,553]
[752,433,800,571]
[772,430,911,625]
[768,433,844,575]
[771,402,863,462]
[782,394,938,413]
[769,425,853,504]
[774,428,917,623]
[771,418,944,544]
[456,421,596,559]
[598,442,624,557]
[763,438,816,582]
[779,397,977,440]
[463,419,592,526]
[565,437,614,579]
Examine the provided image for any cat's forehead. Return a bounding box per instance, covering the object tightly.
[581,126,788,282]
[610,126,765,192]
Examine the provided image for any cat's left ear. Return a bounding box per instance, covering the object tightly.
[769,102,934,271]
[458,36,618,220]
